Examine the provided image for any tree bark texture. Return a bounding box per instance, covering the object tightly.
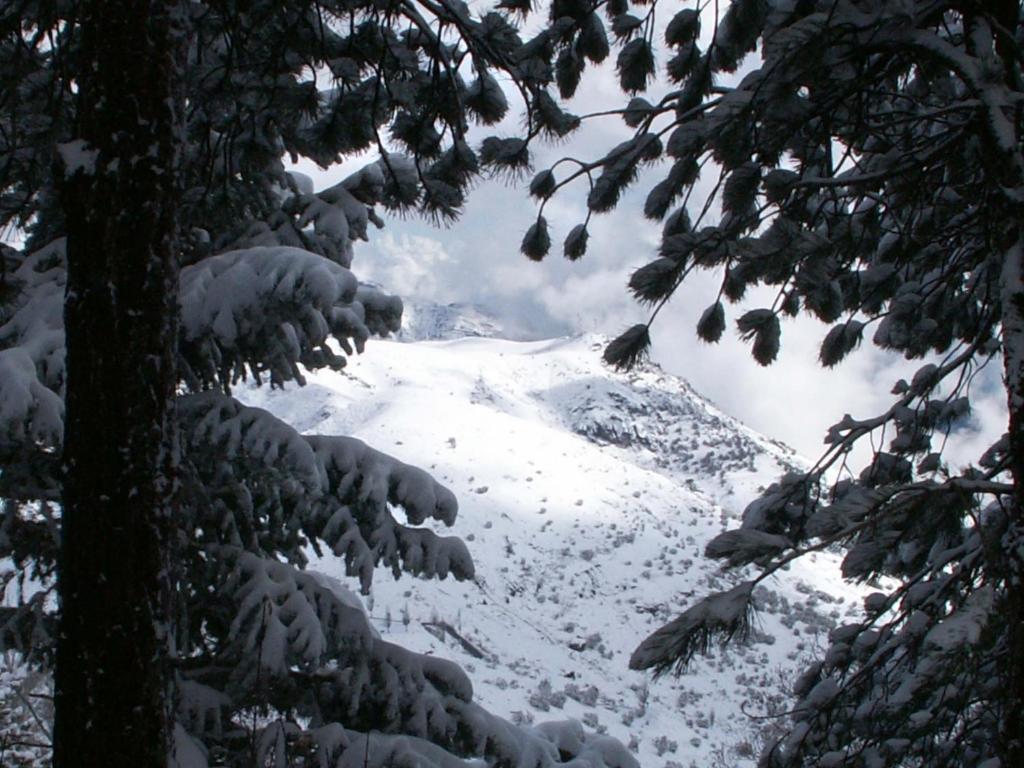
[55,2,185,766]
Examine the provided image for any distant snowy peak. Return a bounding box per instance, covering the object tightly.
[399,301,506,341]
[539,341,805,517]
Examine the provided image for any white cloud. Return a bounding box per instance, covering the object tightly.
[360,232,453,300]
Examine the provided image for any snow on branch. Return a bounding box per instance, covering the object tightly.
[1,238,405,461]
[177,549,502,760]
[433,705,637,768]
[183,392,324,493]
[704,529,791,567]
[805,485,887,539]
[924,584,994,652]
[180,392,323,562]
[303,717,635,768]
[0,592,54,661]
[332,730,485,768]
[179,246,401,390]
[223,550,372,687]
[311,495,473,592]
[0,348,63,452]
[739,471,820,542]
[175,680,230,745]
[0,240,66,457]
[180,394,470,588]
[308,434,472,587]
[308,435,459,526]
[629,581,756,676]
[356,284,403,337]
[180,547,490,756]
[532,719,637,768]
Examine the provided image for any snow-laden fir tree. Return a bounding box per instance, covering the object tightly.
[508,1,1024,765]
[0,2,634,767]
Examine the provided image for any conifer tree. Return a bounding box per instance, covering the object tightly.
[0,2,633,767]
[514,1,1024,765]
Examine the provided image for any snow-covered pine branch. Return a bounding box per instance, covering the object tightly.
[629,582,755,677]
[309,435,473,586]
[179,246,401,390]
[0,240,66,463]
[180,392,474,591]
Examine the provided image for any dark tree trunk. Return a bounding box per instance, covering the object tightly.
[54,2,185,766]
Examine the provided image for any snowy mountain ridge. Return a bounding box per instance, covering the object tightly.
[398,300,508,342]
[240,303,865,768]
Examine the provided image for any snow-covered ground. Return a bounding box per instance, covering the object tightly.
[240,302,867,768]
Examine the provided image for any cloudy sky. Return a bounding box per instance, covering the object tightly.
[293,10,1007,470]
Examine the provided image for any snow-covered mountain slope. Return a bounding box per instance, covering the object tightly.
[398,300,508,341]
[240,313,865,768]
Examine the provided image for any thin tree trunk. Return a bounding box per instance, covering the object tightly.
[1000,233,1024,764]
[977,4,1024,759]
[54,2,184,766]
